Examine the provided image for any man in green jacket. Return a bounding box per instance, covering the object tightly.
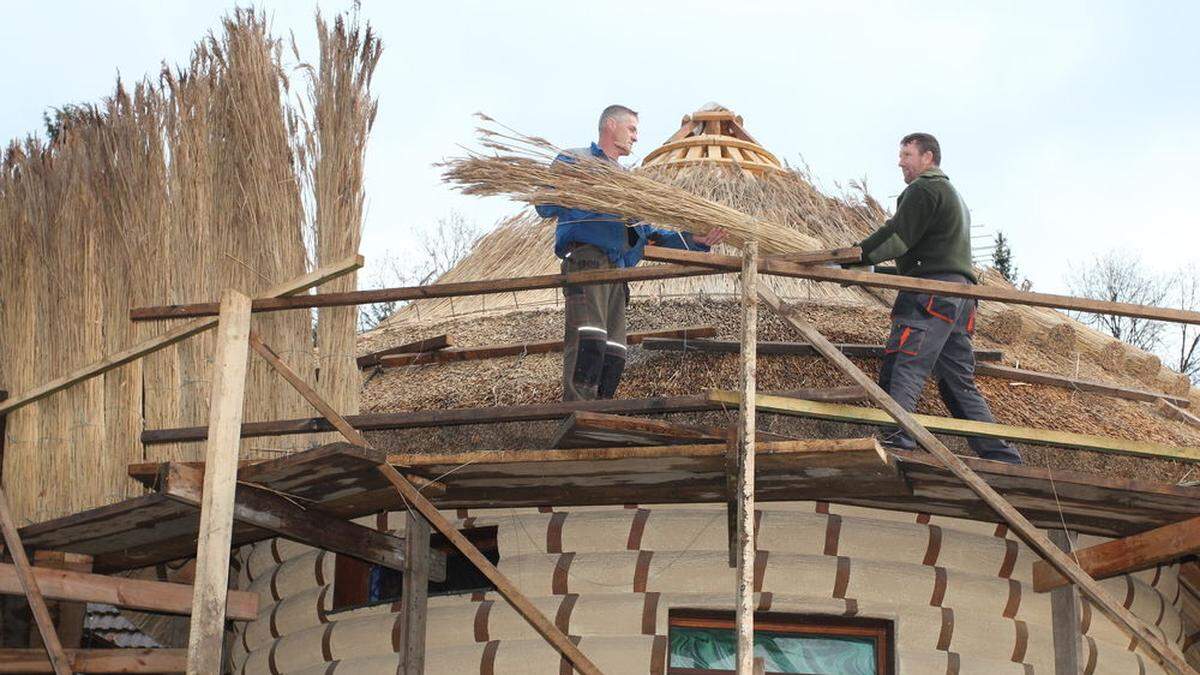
[855,133,1022,464]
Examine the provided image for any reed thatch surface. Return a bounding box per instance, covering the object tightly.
[365,149,1200,485]
[0,10,378,523]
[363,299,1200,483]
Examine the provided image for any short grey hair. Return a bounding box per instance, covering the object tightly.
[599,104,638,135]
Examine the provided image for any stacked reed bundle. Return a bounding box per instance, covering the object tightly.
[0,9,377,523]
[306,14,381,426]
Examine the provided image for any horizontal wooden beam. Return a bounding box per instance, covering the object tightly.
[708,390,1200,463]
[642,337,1003,362]
[141,388,869,445]
[0,562,257,619]
[357,334,454,369]
[0,649,186,673]
[387,437,886,467]
[130,263,724,321]
[379,325,717,368]
[1033,516,1200,592]
[553,410,728,448]
[767,247,863,266]
[1158,398,1200,428]
[643,246,1200,327]
[161,463,446,582]
[0,255,364,416]
[975,363,1191,407]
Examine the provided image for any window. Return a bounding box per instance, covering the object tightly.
[668,610,893,675]
[331,525,498,612]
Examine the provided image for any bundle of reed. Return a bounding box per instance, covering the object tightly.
[0,9,375,522]
[440,117,824,254]
[306,13,381,427]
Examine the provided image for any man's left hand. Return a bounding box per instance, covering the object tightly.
[694,228,728,247]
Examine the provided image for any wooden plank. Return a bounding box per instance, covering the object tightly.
[357,334,454,369]
[0,255,363,416]
[974,362,1191,407]
[756,282,1195,674]
[1048,530,1082,675]
[0,488,69,675]
[707,390,1200,463]
[160,462,446,582]
[643,338,1004,362]
[377,465,605,675]
[378,325,717,368]
[552,411,727,448]
[767,247,863,266]
[398,510,431,674]
[387,438,885,466]
[736,242,758,674]
[1159,398,1200,428]
[142,389,871,445]
[186,289,252,675]
[0,562,257,619]
[643,246,1200,327]
[1033,516,1200,592]
[129,264,724,321]
[0,648,187,673]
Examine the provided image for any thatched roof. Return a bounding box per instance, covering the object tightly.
[360,105,1200,483]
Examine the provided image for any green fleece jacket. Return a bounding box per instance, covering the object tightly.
[857,167,976,282]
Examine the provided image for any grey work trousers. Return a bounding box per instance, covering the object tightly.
[561,245,629,401]
[877,273,1023,464]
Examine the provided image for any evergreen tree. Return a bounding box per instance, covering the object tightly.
[992,231,1018,284]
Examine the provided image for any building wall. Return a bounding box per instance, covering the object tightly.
[230,502,1189,674]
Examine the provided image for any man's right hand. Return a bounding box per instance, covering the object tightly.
[694,228,728,247]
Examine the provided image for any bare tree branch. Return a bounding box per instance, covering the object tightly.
[1066,250,1170,353]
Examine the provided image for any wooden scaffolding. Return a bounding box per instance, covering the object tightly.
[2,247,1200,674]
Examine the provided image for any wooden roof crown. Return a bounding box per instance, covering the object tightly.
[641,106,782,174]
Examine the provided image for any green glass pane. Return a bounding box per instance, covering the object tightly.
[670,627,877,674]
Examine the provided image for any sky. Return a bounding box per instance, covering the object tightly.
[2,1,1198,295]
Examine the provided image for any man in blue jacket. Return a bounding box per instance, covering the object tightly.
[536,105,727,401]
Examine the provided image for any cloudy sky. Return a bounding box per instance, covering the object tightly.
[2,1,1197,294]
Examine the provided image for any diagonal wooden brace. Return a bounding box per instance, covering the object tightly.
[0,488,70,675]
[757,282,1195,675]
[377,465,603,675]
[248,331,603,674]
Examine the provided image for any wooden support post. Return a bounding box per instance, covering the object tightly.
[1033,515,1200,592]
[725,427,737,569]
[1048,530,1082,674]
[398,510,431,674]
[377,465,603,675]
[0,489,69,675]
[0,255,362,417]
[186,289,252,675]
[28,553,91,651]
[756,283,1195,674]
[736,242,758,675]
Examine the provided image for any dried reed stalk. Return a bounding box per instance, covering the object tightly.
[307,13,381,428]
[440,117,824,254]
[0,8,374,522]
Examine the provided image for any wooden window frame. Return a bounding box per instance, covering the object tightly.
[667,609,894,675]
